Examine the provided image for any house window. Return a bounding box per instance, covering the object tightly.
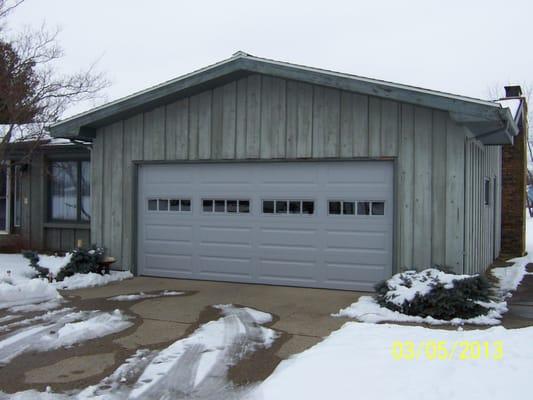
[484,177,490,206]
[49,160,90,222]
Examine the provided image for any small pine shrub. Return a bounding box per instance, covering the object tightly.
[374,267,496,320]
[55,246,105,281]
[22,250,50,278]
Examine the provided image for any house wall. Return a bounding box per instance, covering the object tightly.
[464,140,502,274]
[91,74,469,273]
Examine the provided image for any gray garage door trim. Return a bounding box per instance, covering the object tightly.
[137,160,393,291]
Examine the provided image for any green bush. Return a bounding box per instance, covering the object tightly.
[55,246,105,281]
[374,268,496,320]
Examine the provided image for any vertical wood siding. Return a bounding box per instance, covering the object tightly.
[92,74,474,273]
[464,139,501,274]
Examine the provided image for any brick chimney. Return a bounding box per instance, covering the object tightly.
[500,86,527,257]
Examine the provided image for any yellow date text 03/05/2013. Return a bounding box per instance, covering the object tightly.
[391,341,503,361]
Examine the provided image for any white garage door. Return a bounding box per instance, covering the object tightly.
[137,161,393,291]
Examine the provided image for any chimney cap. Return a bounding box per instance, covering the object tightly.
[504,85,523,98]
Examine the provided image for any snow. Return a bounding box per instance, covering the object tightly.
[0,310,131,364]
[491,215,533,293]
[8,299,63,313]
[0,253,133,310]
[334,295,507,325]
[40,310,132,351]
[128,305,277,399]
[53,271,133,290]
[214,303,273,324]
[496,98,521,119]
[107,290,183,301]
[253,322,533,400]
[0,279,62,310]
[38,253,73,275]
[380,268,472,307]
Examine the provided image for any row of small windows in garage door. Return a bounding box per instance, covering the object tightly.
[148,198,385,216]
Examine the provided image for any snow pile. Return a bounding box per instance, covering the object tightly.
[54,271,133,290]
[252,323,533,400]
[108,290,183,301]
[0,279,62,310]
[8,299,63,313]
[40,310,132,350]
[379,268,472,306]
[335,295,506,325]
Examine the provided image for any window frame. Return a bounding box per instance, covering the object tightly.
[47,159,91,224]
[328,200,386,217]
[201,198,251,215]
[484,177,491,207]
[261,199,315,216]
[0,163,11,234]
[146,197,193,213]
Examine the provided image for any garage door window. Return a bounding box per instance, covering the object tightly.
[202,199,250,214]
[262,200,314,215]
[148,198,191,212]
[330,200,385,216]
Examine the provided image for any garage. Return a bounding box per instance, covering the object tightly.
[137,161,393,291]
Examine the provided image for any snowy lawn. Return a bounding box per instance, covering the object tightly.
[0,253,132,310]
[253,323,533,400]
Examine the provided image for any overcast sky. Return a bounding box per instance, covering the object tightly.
[7,0,533,116]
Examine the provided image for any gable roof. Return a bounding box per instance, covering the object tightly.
[49,52,518,144]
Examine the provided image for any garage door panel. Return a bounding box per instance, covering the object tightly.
[138,161,393,291]
[145,224,193,241]
[258,259,317,282]
[198,256,253,278]
[325,263,387,282]
[144,254,193,273]
[144,241,193,255]
[325,230,388,250]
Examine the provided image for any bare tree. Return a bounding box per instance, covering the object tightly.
[0,0,108,163]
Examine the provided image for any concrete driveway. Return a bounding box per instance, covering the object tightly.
[0,277,363,394]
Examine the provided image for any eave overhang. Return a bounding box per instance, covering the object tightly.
[48,53,519,145]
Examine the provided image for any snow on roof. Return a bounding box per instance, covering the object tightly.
[496,98,522,120]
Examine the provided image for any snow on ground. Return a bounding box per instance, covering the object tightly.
[0,310,131,364]
[214,304,273,324]
[5,305,277,399]
[54,271,133,290]
[0,252,133,310]
[491,215,533,293]
[0,279,62,310]
[252,322,533,400]
[40,310,132,351]
[128,304,277,399]
[334,295,507,325]
[107,290,183,301]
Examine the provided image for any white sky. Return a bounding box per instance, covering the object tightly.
[6,0,533,117]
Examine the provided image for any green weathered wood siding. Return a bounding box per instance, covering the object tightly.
[92,74,470,273]
[464,140,501,274]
